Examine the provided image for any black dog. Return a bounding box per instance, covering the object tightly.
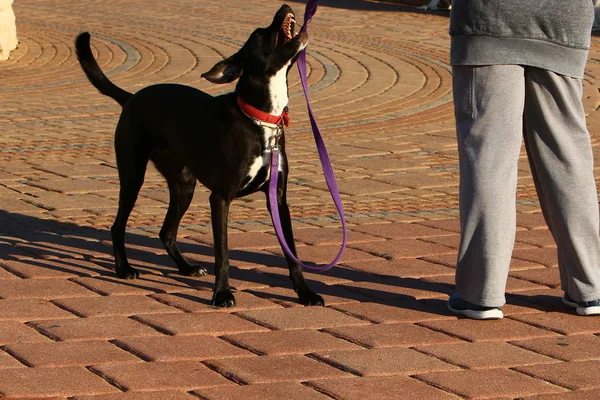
[75,4,324,307]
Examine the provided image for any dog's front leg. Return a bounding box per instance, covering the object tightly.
[267,172,325,306]
[209,192,236,307]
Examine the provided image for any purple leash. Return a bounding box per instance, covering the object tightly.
[269,0,347,272]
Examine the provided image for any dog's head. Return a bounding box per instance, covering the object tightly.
[202,4,308,84]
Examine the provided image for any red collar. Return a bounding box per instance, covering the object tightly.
[237,96,290,128]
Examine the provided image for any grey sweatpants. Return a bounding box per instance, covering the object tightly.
[453,64,600,307]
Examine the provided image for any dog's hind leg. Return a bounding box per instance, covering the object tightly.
[265,171,325,306]
[111,127,149,279]
[153,155,207,277]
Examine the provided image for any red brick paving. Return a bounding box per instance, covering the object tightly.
[2,0,600,398]
[205,354,352,384]
[194,382,334,400]
[308,376,461,400]
[415,369,567,399]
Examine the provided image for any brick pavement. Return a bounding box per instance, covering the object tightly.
[1,0,600,398]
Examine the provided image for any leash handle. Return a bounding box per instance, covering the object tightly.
[268,0,347,272]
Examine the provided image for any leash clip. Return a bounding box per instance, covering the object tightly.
[272,125,283,151]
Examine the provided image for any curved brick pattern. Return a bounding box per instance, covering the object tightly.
[1,0,600,397]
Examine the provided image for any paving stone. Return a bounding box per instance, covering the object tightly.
[149,291,283,313]
[260,264,361,286]
[425,273,545,293]
[0,258,110,278]
[0,349,25,368]
[513,248,559,268]
[294,227,384,246]
[419,317,560,342]
[23,193,117,211]
[245,283,370,307]
[308,375,460,400]
[0,265,19,279]
[507,288,567,312]
[515,361,600,390]
[194,382,332,400]
[235,306,369,330]
[339,277,452,301]
[510,267,562,288]
[134,312,268,335]
[516,213,549,230]
[415,341,558,369]
[0,298,75,321]
[511,335,600,361]
[267,245,382,264]
[416,369,567,399]
[27,178,120,194]
[312,347,459,376]
[422,253,545,272]
[222,329,362,355]
[5,340,142,367]
[34,164,118,178]
[189,231,284,249]
[342,258,455,279]
[515,229,557,247]
[0,278,98,299]
[349,238,454,259]
[172,268,286,292]
[29,316,163,341]
[73,392,199,400]
[53,295,182,317]
[349,221,456,240]
[91,361,236,391]
[307,178,401,195]
[330,299,454,323]
[521,389,600,400]
[205,354,352,384]
[509,312,600,335]
[72,274,206,296]
[113,335,254,361]
[14,236,111,260]
[323,322,462,348]
[0,366,121,397]
[0,320,54,345]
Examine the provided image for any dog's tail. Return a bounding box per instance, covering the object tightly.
[75,32,132,107]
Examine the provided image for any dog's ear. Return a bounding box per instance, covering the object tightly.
[201,54,243,84]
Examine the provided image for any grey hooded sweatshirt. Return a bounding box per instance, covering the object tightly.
[449,0,594,78]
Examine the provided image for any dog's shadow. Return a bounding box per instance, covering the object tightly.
[0,209,551,316]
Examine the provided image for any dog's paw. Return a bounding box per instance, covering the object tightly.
[116,266,140,279]
[298,290,325,306]
[211,290,236,307]
[179,266,208,277]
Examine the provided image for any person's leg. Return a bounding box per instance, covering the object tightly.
[453,64,525,310]
[523,67,600,314]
